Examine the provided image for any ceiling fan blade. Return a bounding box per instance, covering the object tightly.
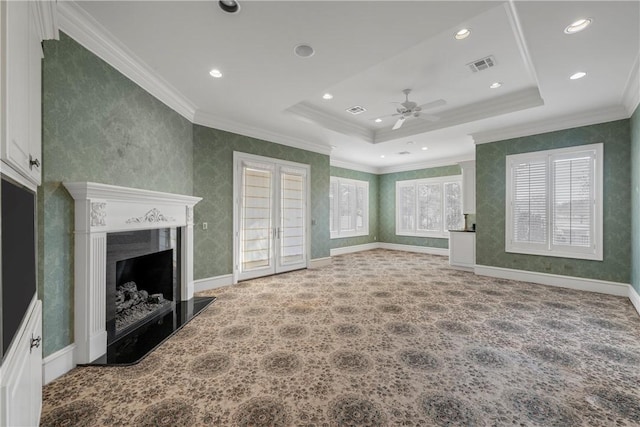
[392,117,405,130]
[418,99,446,110]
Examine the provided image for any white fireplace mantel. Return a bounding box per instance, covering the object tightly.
[64,182,202,364]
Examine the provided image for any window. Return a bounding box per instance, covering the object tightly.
[396,176,463,237]
[330,177,369,238]
[505,143,603,260]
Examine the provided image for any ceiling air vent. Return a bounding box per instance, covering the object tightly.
[346,105,367,115]
[467,55,496,73]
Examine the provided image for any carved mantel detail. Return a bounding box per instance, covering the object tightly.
[90,202,107,227]
[126,208,175,224]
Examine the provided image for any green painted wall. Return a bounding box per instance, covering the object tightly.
[193,125,330,280]
[476,119,631,284]
[40,33,194,356]
[631,106,640,294]
[330,166,379,249]
[378,165,461,249]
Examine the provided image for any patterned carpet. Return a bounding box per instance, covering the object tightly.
[41,249,640,426]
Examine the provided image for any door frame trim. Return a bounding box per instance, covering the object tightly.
[232,151,311,284]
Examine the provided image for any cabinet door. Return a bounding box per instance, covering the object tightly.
[1,0,42,185]
[1,300,43,427]
[27,1,42,185]
[2,0,31,177]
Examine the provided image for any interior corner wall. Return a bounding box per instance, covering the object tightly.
[192,125,330,280]
[476,119,631,284]
[378,165,461,249]
[329,166,379,249]
[631,105,640,294]
[40,33,194,357]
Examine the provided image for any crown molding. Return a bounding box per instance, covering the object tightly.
[193,110,332,156]
[286,102,375,142]
[33,0,59,41]
[56,1,197,121]
[377,154,472,175]
[505,1,540,87]
[374,87,544,144]
[622,54,639,116]
[471,105,629,145]
[330,159,379,174]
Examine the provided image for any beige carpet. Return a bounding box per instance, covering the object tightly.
[41,249,640,426]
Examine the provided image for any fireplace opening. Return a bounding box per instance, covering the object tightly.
[106,228,180,345]
[115,249,174,335]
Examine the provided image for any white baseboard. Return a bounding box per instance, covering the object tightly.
[43,344,76,385]
[309,257,331,268]
[629,285,640,317]
[378,242,449,257]
[330,243,379,256]
[194,274,233,292]
[474,264,630,297]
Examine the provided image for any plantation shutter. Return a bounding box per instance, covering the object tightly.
[551,153,594,248]
[397,183,415,233]
[339,182,356,232]
[356,183,366,232]
[444,182,463,231]
[417,183,441,232]
[513,159,547,244]
[241,165,273,271]
[329,179,339,234]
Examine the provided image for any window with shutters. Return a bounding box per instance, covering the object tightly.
[396,175,463,238]
[330,177,369,238]
[505,143,603,260]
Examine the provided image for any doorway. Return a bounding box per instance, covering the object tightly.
[233,152,310,282]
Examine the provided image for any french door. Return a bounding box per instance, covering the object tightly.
[234,152,309,282]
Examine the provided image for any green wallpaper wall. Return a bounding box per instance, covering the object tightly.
[40,33,194,356]
[476,119,631,283]
[631,106,639,294]
[193,125,330,280]
[378,165,461,249]
[330,166,379,249]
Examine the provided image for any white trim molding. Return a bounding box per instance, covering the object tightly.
[331,243,379,256]
[56,1,197,121]
[474,264,630,297]
[43,344,76,385]
[472,106,629,145]
[330,159,378,175]
[378,242,449,257]
[33,0,59,41]
[309,257,332,268]
[629,285,640,317]
[622,54,639,116]
[194,275,233,292]
[64,182,201,364]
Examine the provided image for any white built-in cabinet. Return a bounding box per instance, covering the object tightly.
[449,231,476,270]
[0,300,43,427]
[1,0,43,186]
[459,160,476,215]
[0,1,56,425]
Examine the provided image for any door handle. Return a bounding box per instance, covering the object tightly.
[30,335,42,353]
[29,155,40,170]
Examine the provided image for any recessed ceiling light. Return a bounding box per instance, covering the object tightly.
[219,0,240,14]
[375,118,382,123]
[380,155,385,158]
[570,71,587,80]
[209,69,223,78]
[294,44,315,58]
[564,18,592,34]
[490,82,502,89]
[421,147,428,151]
[454,28,471,40]
[322,93,333,100]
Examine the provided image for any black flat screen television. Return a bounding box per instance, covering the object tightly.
[1,176,37,360]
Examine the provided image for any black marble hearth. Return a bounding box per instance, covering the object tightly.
[85,296,215,366]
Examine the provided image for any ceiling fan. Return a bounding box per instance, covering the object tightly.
[390,89,446,130]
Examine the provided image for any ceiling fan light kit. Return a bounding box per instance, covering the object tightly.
[218,0,240,14]
[389,89,444,130]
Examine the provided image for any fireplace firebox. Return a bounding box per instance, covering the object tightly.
[106,229,179,345]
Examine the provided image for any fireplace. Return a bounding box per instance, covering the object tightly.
[64,182,202,364]
[106,229,179,344]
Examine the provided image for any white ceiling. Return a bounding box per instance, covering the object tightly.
[64,1,639,172]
